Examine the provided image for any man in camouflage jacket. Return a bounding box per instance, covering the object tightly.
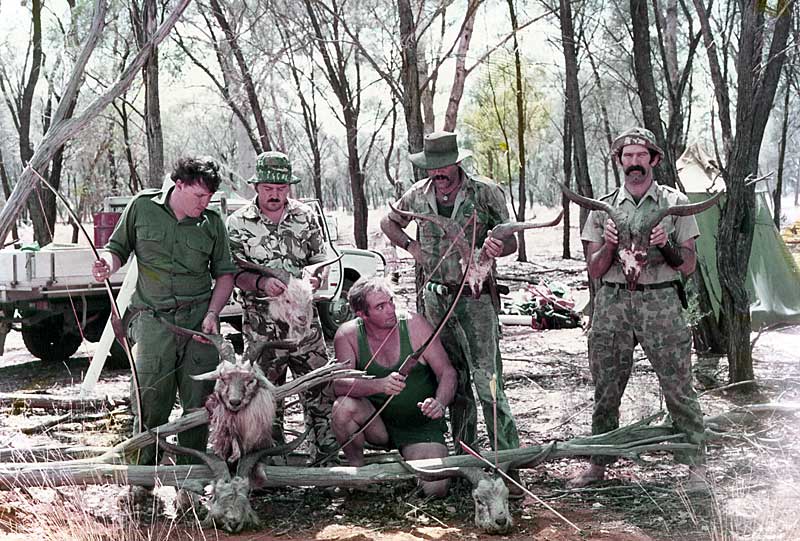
[380,132,522,495]
[569,127,707,490]
[226,151,337,464]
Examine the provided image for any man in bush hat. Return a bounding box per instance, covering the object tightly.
[226,151,338,464]
[568,127,707,490]
[380,131,523,497]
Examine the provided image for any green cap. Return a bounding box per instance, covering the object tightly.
[409,131,472,170]
[248,151,300,185]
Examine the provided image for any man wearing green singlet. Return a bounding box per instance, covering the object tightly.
[331,276,457,497]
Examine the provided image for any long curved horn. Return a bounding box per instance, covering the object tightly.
[158,316,237,363]
[489,211,565,240]
[388,202,473,262]
[503,441,556,471]
[399,461,475,481]
[304,254,344,279]
[234,428,311,478]
[246,338,300,364]
[233,255,292,285]
[156,436,231,481]
[557,182,624,225]
[643,191,723,233]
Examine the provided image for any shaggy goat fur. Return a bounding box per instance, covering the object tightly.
[195,359,277,463]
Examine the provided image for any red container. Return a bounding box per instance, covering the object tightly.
[93,212,121,247]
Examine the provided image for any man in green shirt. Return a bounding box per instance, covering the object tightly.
[92,157,236,468]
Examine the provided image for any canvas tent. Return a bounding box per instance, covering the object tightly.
[677,144,800,329]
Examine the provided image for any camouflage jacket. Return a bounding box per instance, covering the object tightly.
[392,168,510,285]
[227,197,327,304]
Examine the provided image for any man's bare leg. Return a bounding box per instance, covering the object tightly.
[567,464,606,488]
[331,396,389,466]
[401,442,449,497]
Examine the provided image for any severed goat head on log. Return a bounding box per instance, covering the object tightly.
[403,443,555,534]
[234,254,341,340]
[557,182,722,289]
[389,203,563,298]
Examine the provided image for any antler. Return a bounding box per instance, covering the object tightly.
[233,255,292,285]
[489,211,565,240]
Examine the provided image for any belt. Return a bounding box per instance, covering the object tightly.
[602,281,677,292]
[425,281,460,296]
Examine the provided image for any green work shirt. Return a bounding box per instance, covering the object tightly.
[106,184,237,310]
[391,169,510,285]
[581,181,700,285]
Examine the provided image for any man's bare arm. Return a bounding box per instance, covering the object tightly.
[410,314,456,408]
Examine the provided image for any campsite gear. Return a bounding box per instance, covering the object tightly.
[678,144,800,329]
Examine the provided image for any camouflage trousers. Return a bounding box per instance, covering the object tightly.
[423,288,520,452]
[242,301,337,464]
[127,302,217,465]
[588,284,705,466]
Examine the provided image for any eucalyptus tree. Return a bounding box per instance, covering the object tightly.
[693,0,794,383]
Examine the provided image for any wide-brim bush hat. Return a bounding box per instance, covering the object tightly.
[409,131,473,170]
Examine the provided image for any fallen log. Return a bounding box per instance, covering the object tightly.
[0,393,127,411]
[0,439,696,490]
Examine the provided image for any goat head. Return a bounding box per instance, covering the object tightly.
[389,203,562,297]
[558,182,722,289]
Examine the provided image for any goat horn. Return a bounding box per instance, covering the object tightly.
[246,339,300,364]
[557,181,624,225]
[399,461,469,481]
[489,211,564,240]
[388,202,473,262]
[234,428,311,478]
[642,191,723,234]
[156,436,231,481]
[503,441,556,471]
[233,255,292,285]
[304,254,344,279]
[157,316,237,363]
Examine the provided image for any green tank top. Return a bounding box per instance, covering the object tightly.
[356,316,440,428]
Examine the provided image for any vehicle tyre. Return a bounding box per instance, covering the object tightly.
[319,277,355,339]
[22,314,82,362]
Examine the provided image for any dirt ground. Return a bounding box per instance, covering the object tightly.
[0,213,798,540]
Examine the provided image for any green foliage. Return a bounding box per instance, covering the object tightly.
[460,55,549,187]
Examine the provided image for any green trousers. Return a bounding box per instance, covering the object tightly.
[423,289,520,452]
[128,302,218,465]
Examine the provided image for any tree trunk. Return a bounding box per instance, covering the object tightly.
[774,77,791,229]
[630,0,677,188]
[506,0,528,262]
[397,0,425,159]
[714,0,792,384]
[0,147,19,243]
[443,0,479,131]
[561,95,572,260]
[131,0,164,187]
[559,0,592,224]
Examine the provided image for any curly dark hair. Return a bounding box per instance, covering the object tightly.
[170,156,222,192]
[348,276,395,315]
